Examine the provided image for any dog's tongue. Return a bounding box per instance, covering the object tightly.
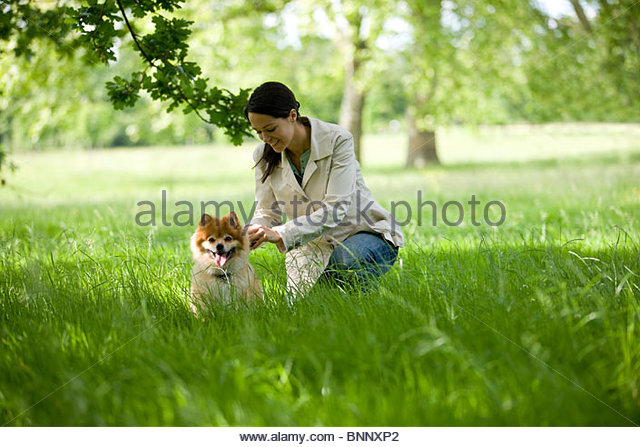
[214,253,228,267]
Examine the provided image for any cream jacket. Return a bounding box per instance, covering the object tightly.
[250,117,404,295]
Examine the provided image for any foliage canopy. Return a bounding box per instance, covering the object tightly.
[1,0,253,146]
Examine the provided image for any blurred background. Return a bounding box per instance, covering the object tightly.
[1,0,638,166]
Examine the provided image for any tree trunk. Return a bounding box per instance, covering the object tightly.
[406,107,439,167]
[569,0,592,33]
[339,59,365,163]
[337,10,366,163]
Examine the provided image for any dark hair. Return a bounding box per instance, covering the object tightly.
[244,81,309,183]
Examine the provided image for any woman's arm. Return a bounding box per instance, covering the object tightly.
[249,146,283,229]
[247,145,286,252]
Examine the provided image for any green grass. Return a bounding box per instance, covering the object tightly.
[1,124,639,426]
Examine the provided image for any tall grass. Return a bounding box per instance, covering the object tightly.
[1,126,639,425]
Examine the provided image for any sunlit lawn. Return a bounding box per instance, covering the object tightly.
[1,124,639,425]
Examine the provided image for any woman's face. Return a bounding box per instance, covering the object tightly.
[248,110,296,152]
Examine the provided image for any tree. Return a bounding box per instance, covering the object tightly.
[586,0,640,107]
[519,0,640,122]
[402,0,443,166]
[293,0,392,162]
[0,0,261,178]
[179,0,343,123]
[402,0,557,167]
[569,0,593,33]
[0,35,221,152]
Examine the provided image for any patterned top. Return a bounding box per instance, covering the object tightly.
[287,149,311,186]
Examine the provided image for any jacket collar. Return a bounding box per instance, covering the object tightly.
[278,117,332,191]
[306,117,334,161]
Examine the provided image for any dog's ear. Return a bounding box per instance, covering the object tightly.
[199,214,213,227]
[228,211,241,229]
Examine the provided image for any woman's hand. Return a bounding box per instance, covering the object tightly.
[246,224,286,254]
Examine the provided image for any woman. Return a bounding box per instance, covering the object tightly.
[244,81,404,296]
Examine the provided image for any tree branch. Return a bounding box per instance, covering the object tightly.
[569,0,592,33]
[114,0,212,124]
[115,0,157,66]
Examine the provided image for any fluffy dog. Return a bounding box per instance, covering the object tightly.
[190,211,263,313]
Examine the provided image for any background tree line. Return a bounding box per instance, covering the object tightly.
[1,0,638,174]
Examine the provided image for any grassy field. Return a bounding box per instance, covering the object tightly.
[1,124,639,426]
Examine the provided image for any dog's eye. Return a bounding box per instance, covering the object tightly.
[224,236,232,242]
[208,237,215,243]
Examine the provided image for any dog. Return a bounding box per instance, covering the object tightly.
[190,211,263,313]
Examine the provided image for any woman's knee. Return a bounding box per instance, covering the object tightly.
[329,245,361,269]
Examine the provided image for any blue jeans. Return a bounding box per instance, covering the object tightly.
[319,232,399,287]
